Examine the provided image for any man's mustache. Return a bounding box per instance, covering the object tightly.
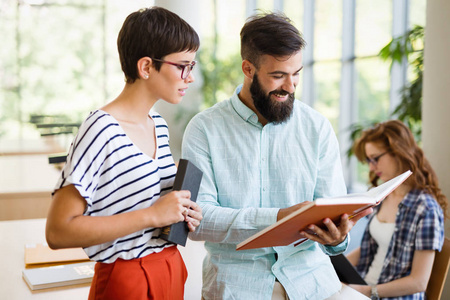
[269,90,291,96]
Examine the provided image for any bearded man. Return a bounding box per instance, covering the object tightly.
[182,12,371,300]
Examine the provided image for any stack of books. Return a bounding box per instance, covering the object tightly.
[22,243,95,290]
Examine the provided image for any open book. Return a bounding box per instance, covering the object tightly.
[236,170,412,250]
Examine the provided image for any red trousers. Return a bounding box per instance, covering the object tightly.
[88,246,187,300]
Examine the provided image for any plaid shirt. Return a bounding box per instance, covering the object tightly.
[356,189,444,300]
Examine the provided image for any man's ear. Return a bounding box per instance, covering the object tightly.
[242,60,255,79]
[137,57,152,80]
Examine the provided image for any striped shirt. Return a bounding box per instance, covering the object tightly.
[54,109,177,263]
[356,189,445,300]
[182,85,348,300]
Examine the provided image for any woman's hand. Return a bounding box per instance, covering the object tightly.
[184,201,202,232]
[147,190,193,227]
[147,190,202,231]
[348,284,371,297]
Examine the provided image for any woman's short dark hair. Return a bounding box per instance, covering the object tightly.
[240,12,306,68]
[117,6,200,83]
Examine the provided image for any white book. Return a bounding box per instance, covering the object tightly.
[22,261,95,290]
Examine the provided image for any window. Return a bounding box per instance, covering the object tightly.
[0,0,427,193]
[236,0,426,190]
[0,0,151,147]
[0,0,153,195]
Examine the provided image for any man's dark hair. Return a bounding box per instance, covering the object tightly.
[240,12,306,68]
[118,6,200,83]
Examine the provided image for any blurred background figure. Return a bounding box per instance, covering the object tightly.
[346,119,448,299]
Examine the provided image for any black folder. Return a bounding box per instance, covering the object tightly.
[330,254,367,285]
[160,159,203,246]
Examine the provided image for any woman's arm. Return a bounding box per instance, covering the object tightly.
[46,184,201,249]
[346,246,361,266]
[349,249,435,297]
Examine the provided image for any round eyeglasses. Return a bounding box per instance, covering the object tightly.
[151,58,197,80]
[365,151,389,166]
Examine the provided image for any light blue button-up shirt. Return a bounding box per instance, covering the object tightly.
[182,85,348,300]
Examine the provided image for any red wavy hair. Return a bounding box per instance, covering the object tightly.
[353,120,448,218]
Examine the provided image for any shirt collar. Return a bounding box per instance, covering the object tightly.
[399,189,423,208]
[230,84,260,126]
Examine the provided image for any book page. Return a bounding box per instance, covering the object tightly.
[315,193,373,205]
[315,170,412,206]
[365,170,411,201]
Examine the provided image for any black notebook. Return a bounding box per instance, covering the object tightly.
[330,254,367,285]
[160,159,203,246]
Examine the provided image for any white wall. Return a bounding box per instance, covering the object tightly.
[422,0,450,297]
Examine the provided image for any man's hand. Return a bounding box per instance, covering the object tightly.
[277,201,313,221]
[300,207,373,246]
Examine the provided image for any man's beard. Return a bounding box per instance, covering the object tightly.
[250,73,295,124]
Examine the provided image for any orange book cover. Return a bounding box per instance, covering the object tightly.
[25,243,89,268]
[236,170,412,251]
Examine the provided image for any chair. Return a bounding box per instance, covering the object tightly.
[426,237,450,300]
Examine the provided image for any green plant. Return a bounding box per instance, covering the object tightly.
[174,40,243,128]
[198,44,243,109]
[380,25,424,137]
[347,25,424,157]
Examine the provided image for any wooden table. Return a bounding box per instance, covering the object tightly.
[0,218,206,300]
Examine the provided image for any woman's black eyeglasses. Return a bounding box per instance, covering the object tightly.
[366,152,389,166]
[151,58,196,80]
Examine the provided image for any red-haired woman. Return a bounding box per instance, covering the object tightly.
[347,119,447,300]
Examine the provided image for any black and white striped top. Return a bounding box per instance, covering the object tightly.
[54,110,177,263]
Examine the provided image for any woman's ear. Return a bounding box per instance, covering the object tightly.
[137,57,152,80]
[242,60,255,80]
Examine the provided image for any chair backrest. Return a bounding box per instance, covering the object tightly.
[426,237,450,300]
